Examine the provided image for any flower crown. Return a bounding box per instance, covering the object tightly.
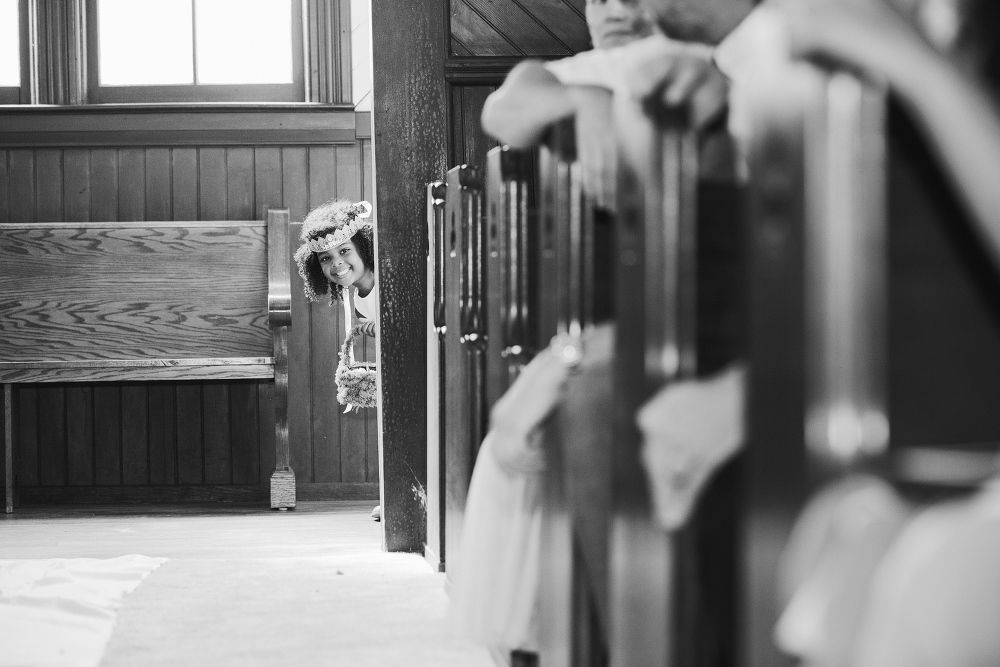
[306,201,373,252]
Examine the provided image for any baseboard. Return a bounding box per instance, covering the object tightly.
[18,482,379,505]
[424,543,445,573]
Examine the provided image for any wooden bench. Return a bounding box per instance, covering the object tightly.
[1,209,294,513]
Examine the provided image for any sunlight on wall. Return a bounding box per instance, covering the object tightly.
[351,0,372,111]
[0,0,19,86]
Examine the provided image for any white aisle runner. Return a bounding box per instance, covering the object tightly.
[0,555,166,667]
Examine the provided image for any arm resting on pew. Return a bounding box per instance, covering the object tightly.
[482,61,583,149]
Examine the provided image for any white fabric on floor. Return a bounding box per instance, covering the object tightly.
[0,555,166,667]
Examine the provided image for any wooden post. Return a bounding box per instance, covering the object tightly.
[267,208,296,509]
[371,0,449,552]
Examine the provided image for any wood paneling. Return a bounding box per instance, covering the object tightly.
[1,137,378,500]
[451,0,589,57]
[0,107,357,147]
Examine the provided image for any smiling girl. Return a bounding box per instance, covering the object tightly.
[294,199,377,333]
[294,198,381,520]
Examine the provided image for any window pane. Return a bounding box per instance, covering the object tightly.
[195,0,293,84]
[351,0,371,110]
[99,0,194,85]
[0,0,19,86]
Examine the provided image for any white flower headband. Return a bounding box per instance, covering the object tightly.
[306,201,373,252]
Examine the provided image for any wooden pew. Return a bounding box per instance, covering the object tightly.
[0,210,294,513]
[484,146,536,407]
[427,180,448,571]
[742,65,892,664]
[441,164,488,583]
[607,98,709,667]
[534,119,606,667]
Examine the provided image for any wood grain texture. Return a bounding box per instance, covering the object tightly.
[372,0,449,552]
[0,363,274,384]
[0,107,357,148]
[0,224,271,361]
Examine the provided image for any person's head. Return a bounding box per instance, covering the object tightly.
[294,199,375,304]
[585,0,657,49]
[640,0,754,45]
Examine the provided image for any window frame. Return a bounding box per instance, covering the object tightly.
[84,0,307,104]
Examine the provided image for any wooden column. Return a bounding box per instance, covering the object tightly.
[371,0,449,552]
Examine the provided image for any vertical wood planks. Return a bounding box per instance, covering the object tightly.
[121,383,149,485]
[360,139,379,483]
[228,148,260,486]
[93,387,121,485]
[118,149,149,485]
[89,149,122,487]
[172,149,199,221]
[0,151,9,223]
[199,148,231,485]
[148,385,178,485]
[255,147,284,485]
[309,146,344,484]
[145,148,176,486]
[284,148,314,482]
[331,144,368,484]
[34,150,67,487]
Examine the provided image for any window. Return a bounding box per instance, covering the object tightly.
[0,0,24,103]
[87,0,305,103]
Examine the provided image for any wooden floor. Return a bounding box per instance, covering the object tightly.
[0,501,493,667]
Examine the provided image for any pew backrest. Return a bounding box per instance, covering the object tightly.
[0,210,293,512]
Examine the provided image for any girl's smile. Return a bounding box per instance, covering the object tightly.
[317,239,374,293]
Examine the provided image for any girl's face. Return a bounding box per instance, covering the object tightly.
[317,239,371,288]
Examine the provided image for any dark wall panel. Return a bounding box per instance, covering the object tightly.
[451,0,589,57]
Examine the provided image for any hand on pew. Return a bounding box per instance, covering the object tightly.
[614,33,730,131]
[636,363,746,530]
[569,86,617,210]
[358,318,377,337]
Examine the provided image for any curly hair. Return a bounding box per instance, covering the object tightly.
[293,199,376,304]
